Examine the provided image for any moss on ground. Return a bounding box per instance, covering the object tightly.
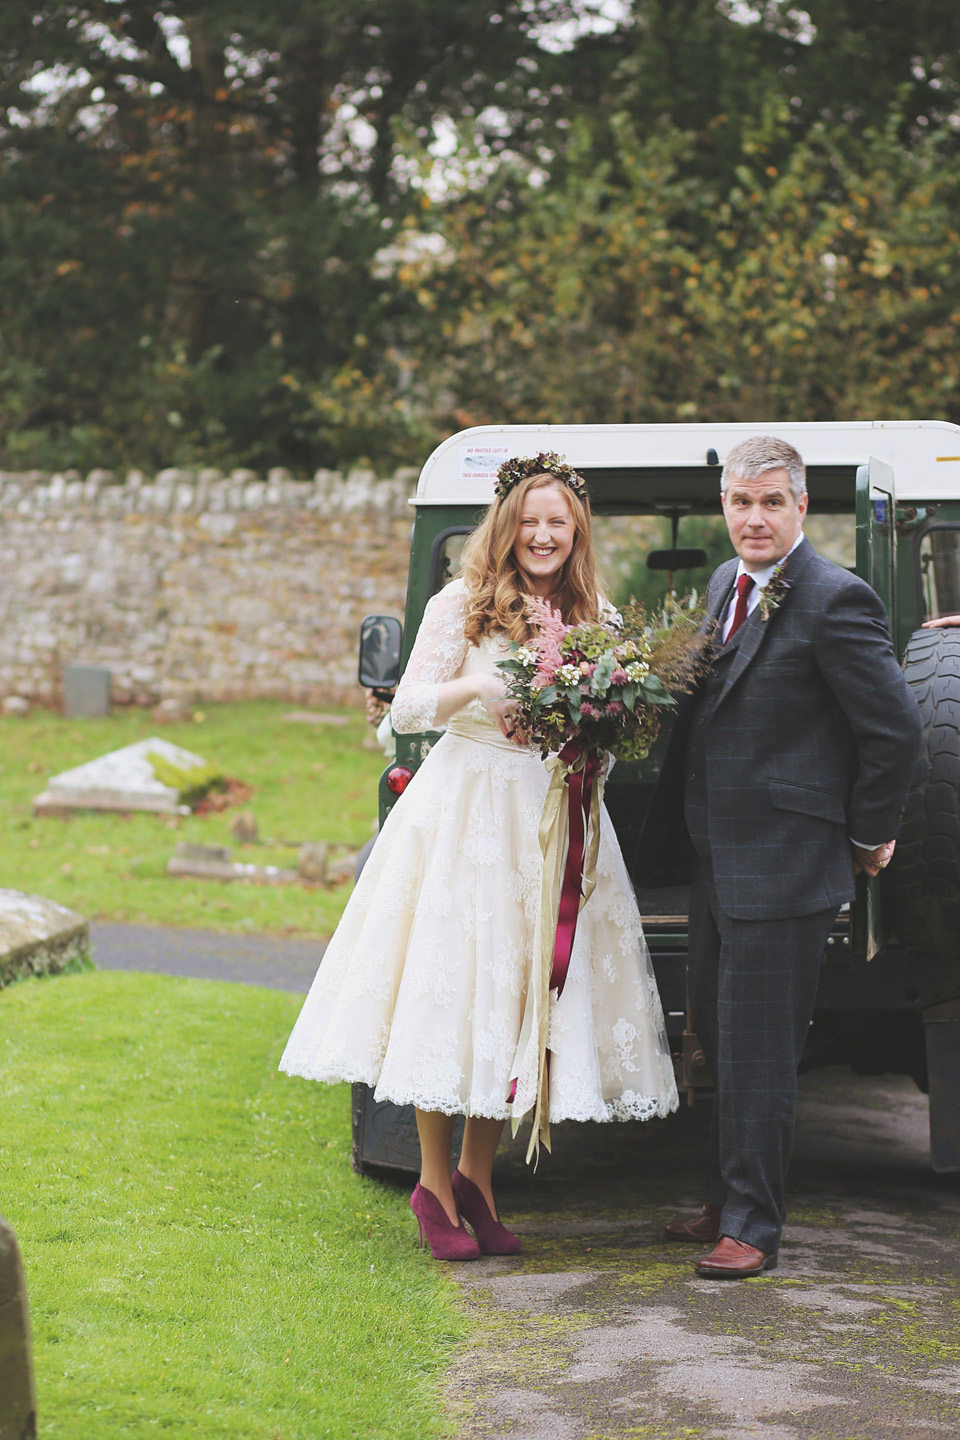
[442,1108,960,1440]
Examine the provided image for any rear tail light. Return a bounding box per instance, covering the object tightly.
[387,766,413,795]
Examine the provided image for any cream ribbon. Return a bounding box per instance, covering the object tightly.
[508,749,602,1164]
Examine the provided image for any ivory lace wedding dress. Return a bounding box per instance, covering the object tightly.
[280,579,678,1125]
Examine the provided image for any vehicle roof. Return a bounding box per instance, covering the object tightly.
[413,420,960,506]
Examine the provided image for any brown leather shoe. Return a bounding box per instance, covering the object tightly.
[695,1235,777,1279]
[664,1203,722,1243]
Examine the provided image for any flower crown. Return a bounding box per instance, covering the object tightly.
[494,451,588,502]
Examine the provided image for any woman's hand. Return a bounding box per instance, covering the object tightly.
[474,674,522,740]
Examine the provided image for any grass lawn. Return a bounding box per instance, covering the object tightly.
[2,969,464,1439]
[0,702,385,937]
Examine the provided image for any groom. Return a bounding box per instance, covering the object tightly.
[634,435,922,1278]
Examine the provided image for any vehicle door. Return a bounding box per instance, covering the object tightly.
[853,457,897,961]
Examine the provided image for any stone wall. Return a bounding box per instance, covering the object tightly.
[0,464,669,708]
[0,466,417,706]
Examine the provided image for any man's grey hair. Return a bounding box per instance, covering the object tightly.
[721,436,806,501]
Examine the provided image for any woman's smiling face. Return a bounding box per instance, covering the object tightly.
[512,482,576,595]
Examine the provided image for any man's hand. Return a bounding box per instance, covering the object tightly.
[922,614,960,628]
[851,840,896,876]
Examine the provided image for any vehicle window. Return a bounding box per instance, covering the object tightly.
[435,512,857,607]
[597,513,854,608]
[593,515,715,609]
[436,515,720,606]
[919,527,960,619]
[803,514,856,570]
[436,531,470,588]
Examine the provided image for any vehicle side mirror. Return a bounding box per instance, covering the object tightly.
[646,548,708,571]
[358,615,403,691]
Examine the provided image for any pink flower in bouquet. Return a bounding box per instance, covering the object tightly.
[610,668,628,685]
[579,661,596,677]
[527,594,568,686]
[606,701,623,716]
[580,701,601,719]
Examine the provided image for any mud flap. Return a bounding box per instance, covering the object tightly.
[351,1084,465,1176]
[923,1002,960,1173]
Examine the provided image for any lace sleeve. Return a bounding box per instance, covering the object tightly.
[391,581,470,733]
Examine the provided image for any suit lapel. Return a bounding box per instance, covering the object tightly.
[714,607,768,708]
[708,562,738,631]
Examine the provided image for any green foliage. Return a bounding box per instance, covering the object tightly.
[147,750,226,807]
[2,3,959,470]
[0,702,383,936]
[401,103,960,440]
[1,969,463,1438]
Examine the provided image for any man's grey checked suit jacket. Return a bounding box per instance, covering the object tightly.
[633,536,923,918]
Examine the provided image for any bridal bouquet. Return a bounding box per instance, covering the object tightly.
[497,592,706,763]
[500,592,707,1162]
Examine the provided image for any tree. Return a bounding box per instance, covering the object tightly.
[392,108,960,435]
[0,0,593,469]
[3,1,959,472]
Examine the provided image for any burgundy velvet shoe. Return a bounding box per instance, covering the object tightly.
[695,1235,777,1278]
[452,1169,522,1255]
[410,1183,481,1261]
[664,1203,722,1243]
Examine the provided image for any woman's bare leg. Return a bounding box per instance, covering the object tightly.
[457,1117,506,1219]
[415,1109,458,1224]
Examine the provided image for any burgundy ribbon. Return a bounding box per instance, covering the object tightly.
[550,740,599,997]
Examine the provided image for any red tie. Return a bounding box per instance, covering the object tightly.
[726,573,755,643]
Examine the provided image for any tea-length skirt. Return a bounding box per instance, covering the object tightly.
[279,693,679,1125]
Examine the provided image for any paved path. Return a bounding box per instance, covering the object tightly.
[90,922,324,993]
[89,924,960,1438]
[453,1072,960,1440]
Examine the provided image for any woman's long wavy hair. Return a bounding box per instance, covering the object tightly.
[460,474,600,646]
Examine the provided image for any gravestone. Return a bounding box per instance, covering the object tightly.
[298,843,328,883]
[0,1218,37,1440]
[0,890,88,988]
[62,664,111,718]
[33,738,207,815]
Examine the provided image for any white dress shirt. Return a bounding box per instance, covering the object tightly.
[720,532,805,642]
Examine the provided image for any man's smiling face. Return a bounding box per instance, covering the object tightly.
[721,467,808,571]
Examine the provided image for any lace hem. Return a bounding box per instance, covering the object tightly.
[278,1061,679,1126]
[373,1081,679,1124]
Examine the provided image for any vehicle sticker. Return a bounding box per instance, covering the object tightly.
[459,444,514,481]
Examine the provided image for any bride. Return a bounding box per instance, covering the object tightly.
[279,454,678,1259]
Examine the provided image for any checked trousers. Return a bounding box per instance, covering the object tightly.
[686,857,836,1254]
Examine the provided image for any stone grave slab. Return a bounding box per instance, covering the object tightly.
[167,843,298,885]
[34,738,207,816]
[0,890,89,987]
